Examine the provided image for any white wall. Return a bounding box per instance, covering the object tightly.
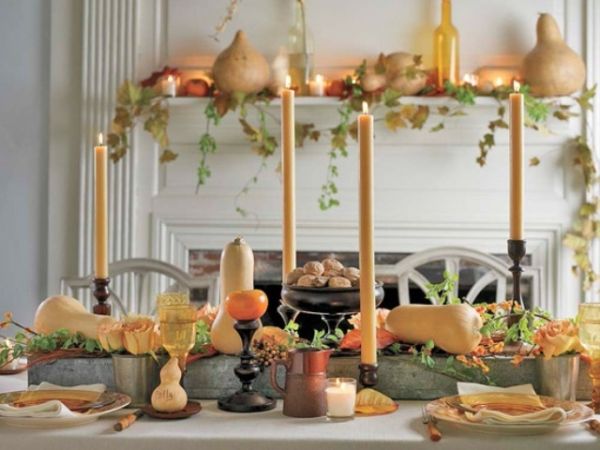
[0,0,51,320]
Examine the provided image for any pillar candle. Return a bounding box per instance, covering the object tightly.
[162,75,177,97]
[94,133,109,278]
[509,81,524,240]
[309,74,326,97]
[281,75,297,279]
[358,102,377,365]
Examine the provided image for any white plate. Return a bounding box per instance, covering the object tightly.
[426,394,594,436]
[0,391,131,429]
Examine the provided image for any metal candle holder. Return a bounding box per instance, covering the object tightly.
[92,277,111,315]
[359,363,379,388]
[218,319,276,413]
[507,239,526,313]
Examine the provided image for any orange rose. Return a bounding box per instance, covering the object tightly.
[121,315,160,355]
[348,308,390,330]
[534,320,584,359]
[196,304,217,328]
[98,321,124,352]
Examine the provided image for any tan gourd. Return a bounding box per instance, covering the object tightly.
[151,357,187,412]
[212,30,271,94]
[210,237,256,354]
[384,52,427,95]
[385,303,483,354]
[33,295,116,339]
[522,13,586,97]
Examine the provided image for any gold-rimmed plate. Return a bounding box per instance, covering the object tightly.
[426,393,593,435]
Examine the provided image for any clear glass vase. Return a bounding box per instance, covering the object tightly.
[287,0,314,95]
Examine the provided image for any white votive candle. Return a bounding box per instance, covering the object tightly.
[162,75,177,97]
[309,74,326,96]
[326,378,357,418]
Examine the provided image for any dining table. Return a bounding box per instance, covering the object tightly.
[1,372,599,450]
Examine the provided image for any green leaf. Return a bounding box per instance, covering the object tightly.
[159,149,178,163]
[384,110,407,131]
[430,122,444,132]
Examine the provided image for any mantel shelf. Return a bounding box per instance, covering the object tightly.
[166,95,575,108]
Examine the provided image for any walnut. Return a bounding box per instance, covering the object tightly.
[297,274,317,287]
[286,268,305,285]
[322,258,344,272]
[303,261,324,277]
[323,269,342,278]
[342,267,360,282]
[329,276,352,288]
[310,276,328,287]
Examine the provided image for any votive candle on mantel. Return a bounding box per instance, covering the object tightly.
[281,75,297,279]
[358,101,377,366]
[162,75,177,97]
[309,74,326,97]
[509,81,524,240]
[94,133,109,279]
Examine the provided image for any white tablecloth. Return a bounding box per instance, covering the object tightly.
[1,372,599,450]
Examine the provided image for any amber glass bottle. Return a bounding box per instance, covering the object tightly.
[434,0,460,88]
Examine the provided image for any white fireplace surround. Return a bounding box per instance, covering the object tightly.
[47,0,600,319]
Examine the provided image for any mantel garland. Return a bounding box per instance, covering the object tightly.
[107,61,599,292]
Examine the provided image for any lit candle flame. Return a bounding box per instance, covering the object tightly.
[97,132,104,146]
[513,80,521,92]
[285,74,292,89]
[494,77,503,87]
[362,101,369,114]
[315,74,324,83]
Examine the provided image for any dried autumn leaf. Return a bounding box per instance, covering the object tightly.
[384,110,407,131]
[529,157,540,166]
[159,149,178,163]
[430,122,444,132]
[410,105,429,129]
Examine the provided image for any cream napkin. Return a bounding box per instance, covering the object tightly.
[455,383,567,425]
[0,383,106,419]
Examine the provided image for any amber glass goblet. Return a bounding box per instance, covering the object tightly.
[159,305,196,374]
[578,303,600,412]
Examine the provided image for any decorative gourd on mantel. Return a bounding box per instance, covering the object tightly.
[522,13,586,97]
[212,30,271,94]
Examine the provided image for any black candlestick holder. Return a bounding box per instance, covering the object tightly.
[359,363,378,388]
[218,319,276,413]
[92,277,111,316]
[507,239,526,316]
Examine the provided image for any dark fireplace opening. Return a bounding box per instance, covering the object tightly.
[190,249,528,340]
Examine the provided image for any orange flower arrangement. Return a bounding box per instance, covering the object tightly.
[533,319,584,360]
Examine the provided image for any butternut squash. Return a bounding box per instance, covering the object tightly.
[210,237,256,354]
[385,304,482,354]
[522,13,586,97]
[33,295,116,339]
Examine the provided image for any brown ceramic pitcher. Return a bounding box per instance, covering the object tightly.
[270,348,332,418]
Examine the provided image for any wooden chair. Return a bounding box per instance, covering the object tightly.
[60,258,219,317]
[375,246,542,306]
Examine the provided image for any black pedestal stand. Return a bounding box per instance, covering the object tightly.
[218,319,276,413]
[507,239,526,321]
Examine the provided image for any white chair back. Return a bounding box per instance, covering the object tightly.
[60,258,219,317]
[375,246,542,306]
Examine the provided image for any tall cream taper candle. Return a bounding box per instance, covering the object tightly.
[358,102,377,365]
[94,133,109,278]
[509,81,524,240]
[281,75,297,280]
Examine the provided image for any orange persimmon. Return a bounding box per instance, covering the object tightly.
[225,289,269,321]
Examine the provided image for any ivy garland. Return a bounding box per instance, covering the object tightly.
[107,62,598,292]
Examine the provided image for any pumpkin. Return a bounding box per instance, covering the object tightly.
[212,30,270,94]
[385,304,482,354]
[360,72,387,93]
[210,236,255,354]
[33,295,116,339]
[151,357,187,412]
[384,52,427,95]
[522,13,586,97]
